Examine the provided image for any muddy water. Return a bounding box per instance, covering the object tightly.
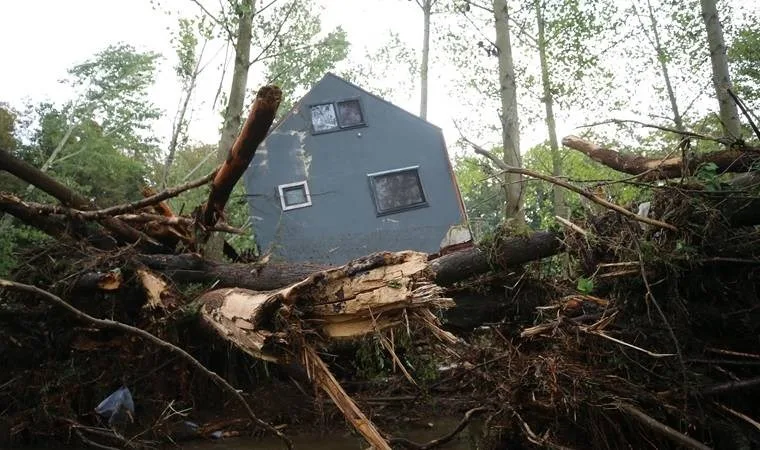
[180,416,482,449]
[19,416,484,449]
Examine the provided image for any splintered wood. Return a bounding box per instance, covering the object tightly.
[197,251,457,449]
[198,251,456,361]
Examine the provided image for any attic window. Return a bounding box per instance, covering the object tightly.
[310,98,365,134]
[367,166,428,215]
[337,99,364,128]
[278,181,312,211]
[310,104,338,133]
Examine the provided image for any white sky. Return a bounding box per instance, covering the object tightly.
[0,0,481,152]
[1,0,755,160]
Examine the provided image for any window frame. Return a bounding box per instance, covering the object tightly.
[308,97,367,135]
[277,180,313,211]
[367,166,429,216]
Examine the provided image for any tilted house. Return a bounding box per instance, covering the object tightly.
[243,73,470,265]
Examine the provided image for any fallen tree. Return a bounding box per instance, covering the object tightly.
[3,94,760,449]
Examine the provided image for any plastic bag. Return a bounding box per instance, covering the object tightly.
[95,386,135,426]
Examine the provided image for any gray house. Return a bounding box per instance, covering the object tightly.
[243,73,470,265]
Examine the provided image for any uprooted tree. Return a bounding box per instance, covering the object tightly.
[2,85,760,449]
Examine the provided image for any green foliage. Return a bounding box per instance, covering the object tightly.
[0,103,18,151]
[259,1,349,115]
[454,141,649,236]
[576,276,594,294]
[729,17,760,109]
[0,225,50,277]
[66,43,162,166]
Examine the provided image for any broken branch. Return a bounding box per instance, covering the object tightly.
[618,402,712,450]
[461,136,677,231]
[0,278,293,450]
[562,135,760,181]
[201,85,282,227]
[0,149,165,252]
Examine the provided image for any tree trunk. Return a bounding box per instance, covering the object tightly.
[700,0,741,139]
[419,0,431,120]
[643,0,684,131]
[0,149,165,252]
[201,85,282,228]
[534,0,565,220]
[137,231,564,291]
[561,135,760,180]
[163,42,206,189]
[493,0,524,223]
[206,0,255,259]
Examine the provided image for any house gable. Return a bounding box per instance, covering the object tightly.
[243,73,468,264]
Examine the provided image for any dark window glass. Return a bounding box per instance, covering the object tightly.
[282,185,307,206]
[310,103,338,132]
[337,99,364,128]
[369,168,427,214]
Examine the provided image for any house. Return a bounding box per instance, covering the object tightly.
[243,73,471,265]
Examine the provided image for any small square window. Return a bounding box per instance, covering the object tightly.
[368,167,427,215]
[278,181,312,211]
[310,103,338,133]
[337,99,364,128]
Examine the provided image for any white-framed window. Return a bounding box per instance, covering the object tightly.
[309,98,366,134]
[278,181,312,211]
[367,166,428,216]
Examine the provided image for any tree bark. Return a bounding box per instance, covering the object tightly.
[640,0,684,131]
[201,85,281,228]
[562,135,760,180]
[206,0,255,259]
[493,0,524,223]
[138,231,564,291]
[700,0,741,139]
[534,0,566,219]
[0,149,164,252]
[419,0,432,120]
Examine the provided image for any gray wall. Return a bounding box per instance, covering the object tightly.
[244,73,466,265]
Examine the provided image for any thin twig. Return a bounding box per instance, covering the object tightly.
[0,279,293,450]
[588,331,675,358]
[699,376,760,396]
[727,89,760,142]
[115,213,245,234]
[578,118,729,145]
[618,402,712,450]
[714,402,760,432]
[82,170,218,218]
[555,216,589,236]
[634,239,688,389]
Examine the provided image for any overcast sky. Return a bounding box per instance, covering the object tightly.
[2,1,756,160]
[0,0,484,151]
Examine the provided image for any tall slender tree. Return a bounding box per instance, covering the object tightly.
[188,0,349,259]
[700,0,741,138]
[493,0,524,222]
